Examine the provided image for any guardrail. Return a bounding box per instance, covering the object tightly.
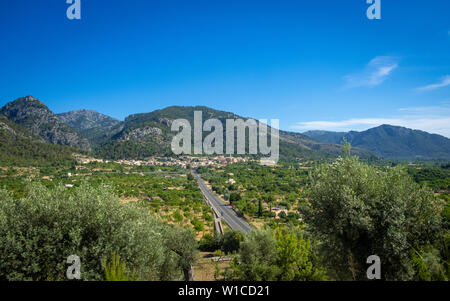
[204,196,224,235]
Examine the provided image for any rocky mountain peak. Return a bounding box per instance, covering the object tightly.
[0,96,91,151]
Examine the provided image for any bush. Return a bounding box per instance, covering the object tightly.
[199,234,222,252]
[222,230,245,254]
[229,192,241,204]
[232,230,280,281]
[442,202,450,230]
[202,211,213,222]
[263,211,276,218]
[191,217,204,233]
[173,210,183,223]
[103,252,136,281]
[278,211,287,220]
[0,183,187,281]
[231,228,325,281]
[307,156,443,280]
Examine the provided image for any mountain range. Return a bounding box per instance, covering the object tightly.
[304,126,450,160]
[57,109,121,148]
[0,96,90,151]
[93,105,371,160]
[1,96,450,163]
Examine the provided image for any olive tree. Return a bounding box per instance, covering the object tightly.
[232,230,280,281]
[232,228,324,281]
[222,230,245,254]
[163,226,198,281]
[0,183,176,281]
[274,228,324,281]
[306,156,443,280]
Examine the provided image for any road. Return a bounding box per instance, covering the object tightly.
[192,170,252,234]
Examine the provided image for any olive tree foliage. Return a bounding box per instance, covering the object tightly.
[0,182,190,281]
[231,228,324,281]
[232,230,280,281]
[306,156,443,280]
[163,226,198,281]
[222,230,245,254]
[274,228,325,281]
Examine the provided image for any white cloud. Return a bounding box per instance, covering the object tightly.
[343,56,399,88]
[398,105,450,114]
[415,75,450,91]
[290,105,450,138]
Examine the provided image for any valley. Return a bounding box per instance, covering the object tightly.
[0,96,449,281]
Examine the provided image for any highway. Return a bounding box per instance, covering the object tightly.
[192,170,252,234]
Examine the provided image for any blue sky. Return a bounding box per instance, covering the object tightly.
[1,0,449,136]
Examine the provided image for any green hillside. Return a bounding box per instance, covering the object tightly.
[1,96,90,151]
[0,115,76,166]
[95,106,373,161]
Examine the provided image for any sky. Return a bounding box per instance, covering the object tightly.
[0,0,449,136]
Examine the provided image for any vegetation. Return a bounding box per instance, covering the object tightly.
[198,151,449,281]
[229,228,325,281]
[103,252,136,281]
[0,183,197,281]
[306,155,445,280]
[198,162,311,223]
[1,101,449,281]
[407,165,450,191]
[199,230,245,255]
[0,130,77,167]
[0,115,77,167]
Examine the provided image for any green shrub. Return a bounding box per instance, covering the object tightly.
[103,252,136,281]
[199,234,222,252]
[0,183,184,281]
[231,228,325,281]
[307,156,443,280]
[173,210,183,223]
[222,230,245,254]
[202,211,213,222]
[278,211,287,220]
[232,230,280,281]
[191,217,204,233]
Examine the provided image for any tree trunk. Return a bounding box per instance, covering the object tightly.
[183,266,195,281]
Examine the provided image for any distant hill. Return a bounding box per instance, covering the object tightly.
[57,109,121,146]
[95,106,234,159]
[57,109,120,132]
[303,130,347,145]
[3,96,449,163]
[1,96,90,151]
[0,97,377,163]
[0,114,76,166]
[303,125,450,160]
[95,106,373,160]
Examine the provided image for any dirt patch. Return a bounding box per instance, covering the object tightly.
[121,197,139,204]
[193,252,230,281]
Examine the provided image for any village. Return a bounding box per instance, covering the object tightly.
[75,154,249,169]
